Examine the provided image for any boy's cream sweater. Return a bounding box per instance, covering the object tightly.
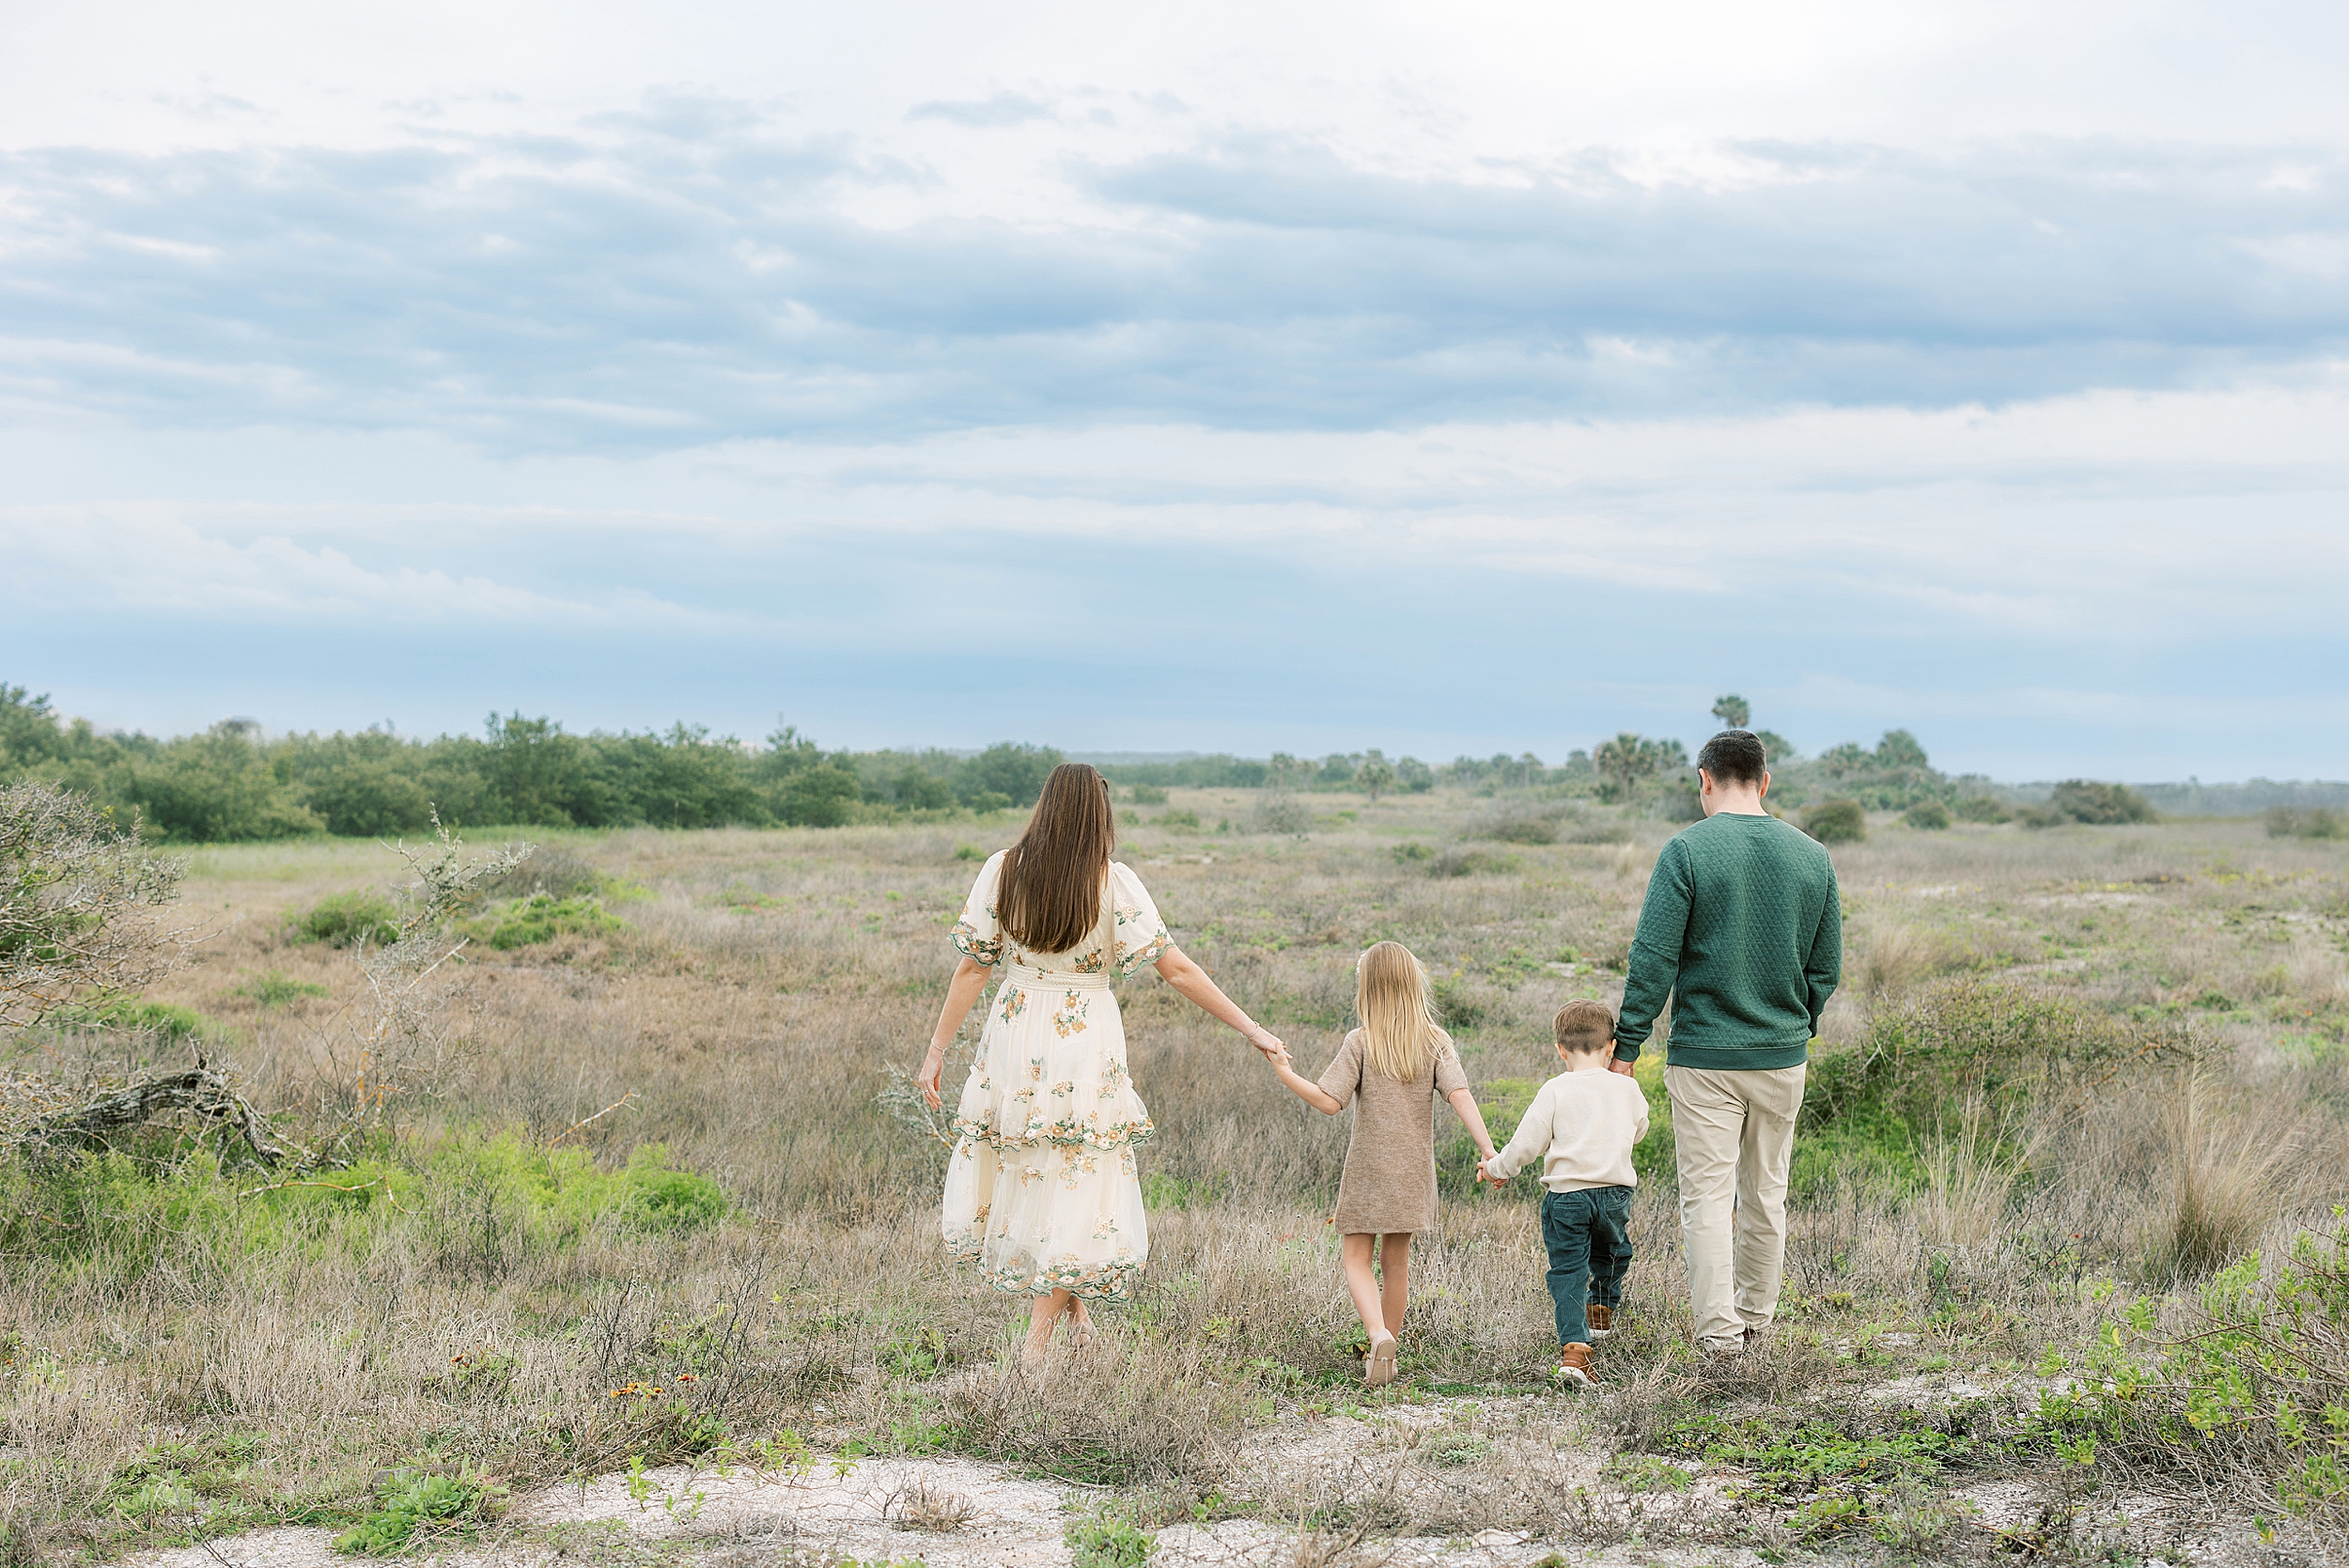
[1485,1065,1651,1191]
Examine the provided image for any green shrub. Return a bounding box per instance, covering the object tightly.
[1066,1512,1157,1568]
[289,891,401,948]
[1158,808,1201,831]
[1655,777,1703,823]
[1952,796,2011,824]
[1800,980,2188,1192]
[457,893,623,950]
[48,999,222,1045]
[1428,847,1511,877]
[474,847,608,903]
[1903,800,1952,831]
[2037,1211,2349,1532]
[1391,842,1434,863]
[2046,779,2155,825]
[1480,811,1558,845]
[1128,784,1168,805]
[1804,800,1867,844]
[2266,805,2343,840]
[1429,973,1486,1030]
[238,971,329,1008]
[0,1133,726,1274]
[334,1463,505,1554]
[1250,796,1312,836]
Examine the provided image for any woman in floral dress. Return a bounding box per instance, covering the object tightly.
[918,764,1283,1361]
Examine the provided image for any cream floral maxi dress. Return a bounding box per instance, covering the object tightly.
[941,851,1173,1301]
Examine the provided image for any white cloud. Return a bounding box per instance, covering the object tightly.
[0,1,2344,776]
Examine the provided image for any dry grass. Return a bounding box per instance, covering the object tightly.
[3,795,2348,1559]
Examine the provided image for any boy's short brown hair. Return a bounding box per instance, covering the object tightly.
[1554,1000,1617,1054]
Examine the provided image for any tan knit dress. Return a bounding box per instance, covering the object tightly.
[1317,1028,1470,1236]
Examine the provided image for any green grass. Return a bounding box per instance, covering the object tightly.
[48,998,226,1045]
[456,893,625,950]
[0,1133,726,1271]
[1653,1409,1981,1541]
[239,970,331,1008]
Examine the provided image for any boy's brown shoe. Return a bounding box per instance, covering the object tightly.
[1586,1305,1614,1340]
[1552,1342,1596,1389]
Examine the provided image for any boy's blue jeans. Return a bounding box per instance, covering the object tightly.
[1541,1185,1634,1345]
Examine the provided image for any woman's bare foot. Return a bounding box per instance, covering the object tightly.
[1066,1301,1099,1351]
[1023,1288,1075,1367]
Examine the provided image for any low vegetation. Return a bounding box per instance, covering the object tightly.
[1,774,2345,1563]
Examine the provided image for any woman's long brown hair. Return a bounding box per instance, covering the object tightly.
[998,763,1117,955]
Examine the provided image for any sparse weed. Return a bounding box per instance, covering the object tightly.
[333,1463,505,1555]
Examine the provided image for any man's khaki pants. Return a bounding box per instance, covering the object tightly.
[1667,1063,1807,1353]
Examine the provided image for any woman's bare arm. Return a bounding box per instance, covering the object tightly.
[916,955,994,1108]
[1153,944,1283,1059]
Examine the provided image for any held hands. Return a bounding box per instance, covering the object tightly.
[1245,1024,1287,1063]
[1475,1153,1505,1187]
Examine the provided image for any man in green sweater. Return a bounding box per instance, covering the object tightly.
[1610,729,1842,1358]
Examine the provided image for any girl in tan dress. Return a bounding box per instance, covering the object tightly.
[1270,941,1497,1387]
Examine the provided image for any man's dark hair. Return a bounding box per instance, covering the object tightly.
[1697,729,1767,785]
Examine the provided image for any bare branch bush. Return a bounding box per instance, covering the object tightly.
[0,781,191,1030]
[304,813,530,1151]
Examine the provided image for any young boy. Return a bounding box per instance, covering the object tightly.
[1478,1001,1651,1388]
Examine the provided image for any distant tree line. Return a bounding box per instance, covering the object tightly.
[1,679,2149,843]
[0,684,1066,841]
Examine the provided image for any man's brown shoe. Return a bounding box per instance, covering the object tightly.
[1552,1342,1597,1389]
[1586,1305,1615,1341]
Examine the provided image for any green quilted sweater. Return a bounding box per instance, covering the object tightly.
[1614,813,1843,1071]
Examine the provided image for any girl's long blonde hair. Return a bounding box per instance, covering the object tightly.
[1357,940,1449,1082]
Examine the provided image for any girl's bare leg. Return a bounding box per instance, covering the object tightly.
[1378,1233,1413,1338]
[1340,1234,1387,1343]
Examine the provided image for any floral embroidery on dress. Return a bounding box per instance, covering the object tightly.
[1112,905,1173,977]
[946,1114,1156,1154]
[976,1248,1144,1302]
[1051,991,1091,1037]
[999,985,1028,1024]
[951,903,1004,966]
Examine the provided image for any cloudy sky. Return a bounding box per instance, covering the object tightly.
[3,1,2344,779]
